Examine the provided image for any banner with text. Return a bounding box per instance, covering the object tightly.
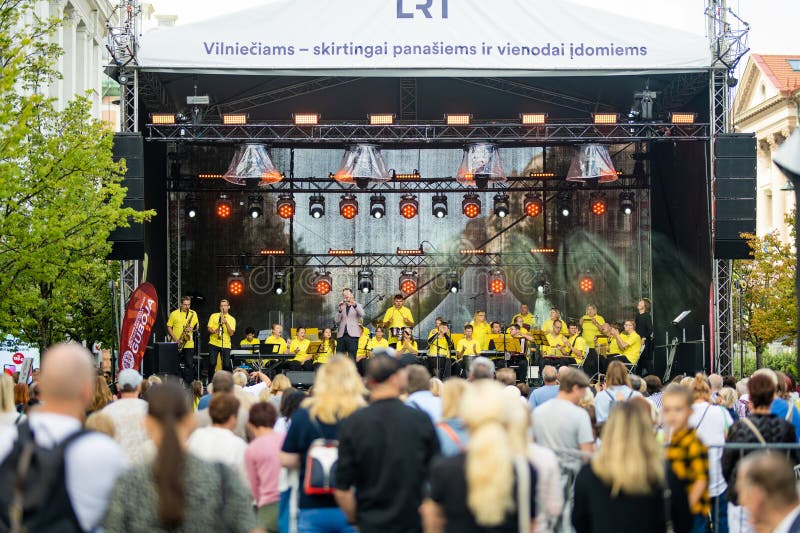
[118,282,158,372]
[138,0,711,73]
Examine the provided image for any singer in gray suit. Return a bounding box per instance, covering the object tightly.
[335,287,364,359]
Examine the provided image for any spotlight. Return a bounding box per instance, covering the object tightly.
[593,113,618,125]
[369,194,386,219]
[227,273,245,296]
[493,193,510,218]
[222,113,247,125]
[432,194,448,218]
[488,269,507,294]
[462,193,481,218]
[523,193,542,217]
[534,276,547,293]
[557,192,572,217]
[185,198,198,219]
[399,194,419,219]
[309,195,325,219]
[368,113,394,125]
[445,114,471,125]
[590,193,607,216]
[273,270,287,295]
[314,272,333,295]
[150,113,175,125]
[216,195,233,219]
[619,192,635,215]
[358,269,374,294]
[579,275,594,293]
[669,112,696,124]
[276,194,295,219]
[520,113,547,125]
[248,195,263,219]
[293,113,319,126]
[446,271,460,294]
[340,194,358,219]
[399,270,418,295]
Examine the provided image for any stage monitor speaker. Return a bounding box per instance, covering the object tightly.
[108,132,145,260]
[142,342,180,377]
[713,134,756,260]
[286,371,315,389]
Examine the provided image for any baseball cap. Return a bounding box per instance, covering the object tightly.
[118,369,143,391]
[365,354,403,383]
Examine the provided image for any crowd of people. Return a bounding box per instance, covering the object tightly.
[1,342,800,533]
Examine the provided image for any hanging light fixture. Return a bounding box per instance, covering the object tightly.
[456,143,507,188]
[223,143,283,186]
[566,144,617,183]
[333,144,391,189]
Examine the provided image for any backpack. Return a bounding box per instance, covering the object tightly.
[0,421,87,533]
[303,417,339,496]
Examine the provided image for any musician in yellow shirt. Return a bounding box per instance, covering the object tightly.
[395,328,419,359]
[313,327,337,369]
[355,327,373,373]
[507,316,531,335]
[543,319,570,358]
[427,322,455,378]
[368,327,391,356]
[609,320,642,366]
[382,294,415,333]
[262,323,288,375]
[239,327,260,349]
[469,311,492,350]
[542,308,568,336]
[286,327,312,371]
[580,304,606,348]
[566,322,588,365]
[510,304,538,330]
[166,296,199,383]
[454,324,481,377]
[207,299,236,374]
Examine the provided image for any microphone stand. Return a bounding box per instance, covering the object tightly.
[429,331,441,378]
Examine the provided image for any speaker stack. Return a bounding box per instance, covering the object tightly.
[714,133,757,260]
[108,133,145,260]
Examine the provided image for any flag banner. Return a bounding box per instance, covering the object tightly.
[118,282,159,372]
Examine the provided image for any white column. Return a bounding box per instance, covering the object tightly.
[48,0,65,104]
[61,9,77,107]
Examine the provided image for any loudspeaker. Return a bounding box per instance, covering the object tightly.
[672,343,706,377]
[108,133,145,260]
[142,342,180,377]
[285,371,315,389]
[713,134,757,259]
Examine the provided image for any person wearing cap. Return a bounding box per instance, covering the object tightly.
[102,368,150,464]
[334,355,440,533]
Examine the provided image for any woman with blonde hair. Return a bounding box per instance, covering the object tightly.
[422,380,537,532]
[572,400,692,532]
[0,374,23,425]
[263,373,292,409]
[279,355,365,532]
[593,360,638,424]
[88,375,113,414]
[435,378,469,456]
[429,377,443,397]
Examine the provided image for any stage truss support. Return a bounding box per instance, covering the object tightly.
[166,145,182,313]
[213,77,364,115]
[399,78,418,121]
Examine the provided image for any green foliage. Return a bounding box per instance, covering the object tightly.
[733,347,797,380]
[0,1,153,350]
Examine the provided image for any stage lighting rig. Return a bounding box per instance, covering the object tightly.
[446,271,460,294]
[185,198,198,219]
[227,272,245,296]
[578,275,594,293]
[248,195,264,219]
[340,194,359,219]
[557,192,572,218]
[523,193,542,218]
[590,193,607,216]
[619,192,635,215]
[309,195,325,219]
[493,192,510,218]
[399,194,419,219]
[273,270,287,295]
[462,193,481,218]
[276,194,295,219]
[358,269,374,294]
[488,269,507,295]
[369,194,386,219]
[314,272,333,295]
[399,270,418,295]
[432,195,448,218]
[216,195,233,219]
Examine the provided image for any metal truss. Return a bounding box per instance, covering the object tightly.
[657,73,711,118]
[166,189,182,313]
[146,121,709,145]
[213,77,364,115]
[399,78,418,121]
[453,78,615,114]
[139,70,176,114]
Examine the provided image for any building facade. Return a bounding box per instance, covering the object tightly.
[733,54,800,244]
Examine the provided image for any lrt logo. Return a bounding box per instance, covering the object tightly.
[397,0,448,19]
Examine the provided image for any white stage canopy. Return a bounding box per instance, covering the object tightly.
[137,0,712,76]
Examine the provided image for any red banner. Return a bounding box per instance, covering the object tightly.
[118,282,159,372]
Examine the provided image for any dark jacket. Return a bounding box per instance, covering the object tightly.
[721,413,800,505]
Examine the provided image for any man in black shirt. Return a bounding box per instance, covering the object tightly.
[334,355,440,533]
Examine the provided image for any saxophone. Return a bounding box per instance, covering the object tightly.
[177,311,195,350]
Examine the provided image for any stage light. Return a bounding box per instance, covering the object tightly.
[578,275,594,293]
[590,193,607,216]
[488,269,507,294]
[670,112,696,124]
[493,193,510,218]
[528,171,556,178]
[557,192,572,217]
[397,247,424,256]
[185,198,198,219]
[309,195,325,218]
[358,269,374,294]
[216,195,233,219]
[276,194,295,219]
[328,248,355,256]
[222,113,247,125]
[369,194,386,219]
[399,194,419,219]
[432,195,448,218]
[620,192,635,215]
[446,271,460,294]
[530,248,555,254]
[314,272,333,295]
[273,270,287,295]
[399,270,418,295]
[393,170,421,180]
[445,114,471,126]
[247,195,264,219]
[462,193,481,218]
[151,113,175,125]
[198,173,223,179]
[293,113,319,126]
[523,193,543,217]
[260,249,286,256]
[520,113,547,125]
[227,273,245,296]
[369,113,394,125]
[534,276,547,292]
[593,113,618,125]
[340,194,358,219]
[460,249,486,255]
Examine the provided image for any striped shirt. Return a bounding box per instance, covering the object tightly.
[666,427,710,516]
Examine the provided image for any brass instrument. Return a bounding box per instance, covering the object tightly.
[177,310,196,350]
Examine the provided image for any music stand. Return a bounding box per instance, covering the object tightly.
[259,343,282,374]
[305,341,324,364]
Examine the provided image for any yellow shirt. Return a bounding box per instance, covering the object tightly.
[288,338,311,362]
[456,338,481,357]
[396,339,418,355]
[315,340,336,364]
[357,332,372,360]
[470,321,492,350]
[263,335,288,355]
[619,331,642,363]
[382,306,414,329]
[208,313,236,349]
[542,319,567,336]
[511,312,538,329]
[544,333,569,357]
[239,338,260,350]
[167,309,199,349]
[580,314,606,348]
[568,334,588,363]
[506,326,530,335]
[427,331,454,358]
[607,335,621,356]
[368,338,390,355]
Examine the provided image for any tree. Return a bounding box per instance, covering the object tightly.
[733,216,797,370]
[0,1,153,351]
